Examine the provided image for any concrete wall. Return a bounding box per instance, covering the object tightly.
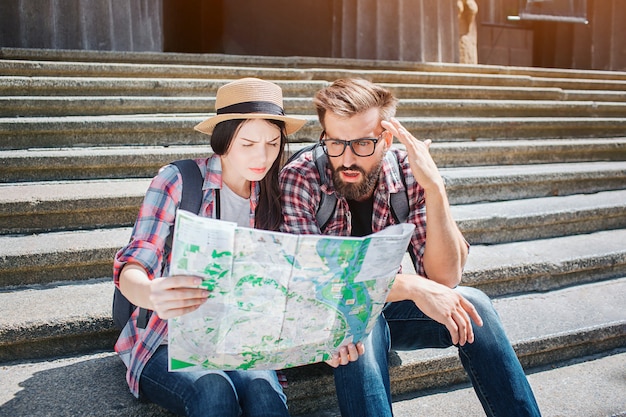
[161,0,461,63]
[3,0,622,70]
[477,0,626,71]
[219,0,335,58]
[0,0,461,63]
[0,0,163,51]
[330,0,459,62]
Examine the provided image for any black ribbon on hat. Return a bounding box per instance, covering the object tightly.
[217,101,285,116]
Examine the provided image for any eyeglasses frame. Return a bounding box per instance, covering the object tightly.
[319,130,386,157]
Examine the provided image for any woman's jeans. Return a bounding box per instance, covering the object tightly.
[333,286,541,417]
[140,345,290,417]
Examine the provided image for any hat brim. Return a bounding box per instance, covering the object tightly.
[194,113,307,136]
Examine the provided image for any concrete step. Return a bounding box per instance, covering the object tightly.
[385,350,626,417]
[2,162,624,235]
[442,161,626,204]
[3,58,626,93]
[3,115,626,150]
[0,278,117,363]
[560,88,626,102]
[3,47,626,83]
[0,114,318,149]
[0,178,148,234]
[3,139,626,183]
[2,213,625,293]
[0,76,323,98]
[397,116,626,141]
[0,145,214,183]
[2,349,624,417]
[1,277,624,415]
[0,227,130,287]
[0,95,297,117]
[4,95,626,118]
[4,75,626,104]
[460,228,626,296]
[453,189,626,244]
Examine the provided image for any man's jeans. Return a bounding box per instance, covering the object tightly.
[334,286,541,417]
[140,345,290,417]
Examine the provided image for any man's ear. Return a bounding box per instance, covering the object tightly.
[383,129,393,149]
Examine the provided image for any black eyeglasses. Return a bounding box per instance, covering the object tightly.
[319,130,385,157]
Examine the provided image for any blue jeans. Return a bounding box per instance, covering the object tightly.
[140,345,290,417]
[333,286,541,417]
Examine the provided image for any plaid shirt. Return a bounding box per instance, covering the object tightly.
[280,147,428,276]
[113,155,258,398]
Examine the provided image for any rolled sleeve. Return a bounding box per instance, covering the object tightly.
[113,164,182,287]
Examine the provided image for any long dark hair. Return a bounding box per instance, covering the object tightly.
[210,118,286,231]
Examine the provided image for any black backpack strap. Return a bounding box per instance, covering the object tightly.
[162,159,204,256]
[312,145,337,230]
[288,143,336,231]
[171,159,204,214]
[137,159,204,329]
[386,151,410,224]
[386,151,417,268]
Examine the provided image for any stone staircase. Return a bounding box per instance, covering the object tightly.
[0,48,625,417]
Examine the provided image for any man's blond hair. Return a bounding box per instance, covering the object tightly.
[313,78,398,130]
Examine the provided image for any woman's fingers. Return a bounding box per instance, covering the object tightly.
[149,275,210,319]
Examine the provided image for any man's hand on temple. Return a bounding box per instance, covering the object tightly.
[382,118,444,193]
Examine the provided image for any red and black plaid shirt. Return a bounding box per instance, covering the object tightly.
[280,147,428,276]
[113,155,259,397]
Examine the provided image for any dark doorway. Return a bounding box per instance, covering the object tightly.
[163,0,224,53]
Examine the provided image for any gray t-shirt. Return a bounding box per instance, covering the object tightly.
[220,183,251,227]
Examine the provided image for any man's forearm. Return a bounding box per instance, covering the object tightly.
[421,184,468,287]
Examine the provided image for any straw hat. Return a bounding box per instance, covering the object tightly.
[194,78,307,135]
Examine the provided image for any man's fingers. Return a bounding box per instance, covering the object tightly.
[382,118,411,142]
[325,342,362,368]
[325,354,340,368]
[347,343,359,362]
[445,320,460,346]
[461,308,475,344]
[338,346,350,366]
[452,310,467,346]
[450,299,480,346]
[461,297,483,327]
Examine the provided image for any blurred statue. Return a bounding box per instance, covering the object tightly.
[458,0,478,64]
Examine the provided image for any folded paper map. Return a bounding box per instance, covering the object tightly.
[168,209,415,372]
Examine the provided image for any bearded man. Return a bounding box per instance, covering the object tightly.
[279,78,541,417]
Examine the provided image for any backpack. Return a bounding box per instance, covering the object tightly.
[112,159,205,330]
[286,143,410,229]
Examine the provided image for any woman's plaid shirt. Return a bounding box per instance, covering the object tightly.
[112,155,258,397]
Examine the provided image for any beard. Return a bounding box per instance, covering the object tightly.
[332,157,383,201]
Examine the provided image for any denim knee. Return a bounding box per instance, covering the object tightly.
[456,286,499,319]
[240,378,290,417]
[184,373,239,417]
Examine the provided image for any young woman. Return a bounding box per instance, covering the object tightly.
[113,78,306,417]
